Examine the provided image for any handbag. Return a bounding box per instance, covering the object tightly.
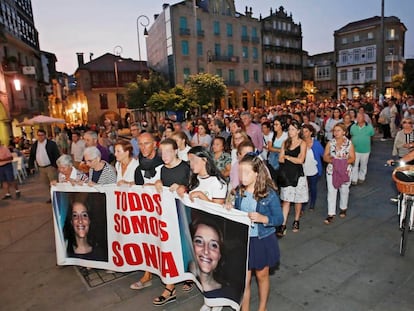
[268,151,280,170]
[378,116,386,124]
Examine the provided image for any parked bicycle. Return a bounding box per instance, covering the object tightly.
[390,161,414,256]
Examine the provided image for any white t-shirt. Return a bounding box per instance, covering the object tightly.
[261,131,274,160]
[71,139,86,162]
[191,175,227,201]
[177,145,191,162]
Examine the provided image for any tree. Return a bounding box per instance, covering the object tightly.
[391,74,405,95]
[147,85,193,112]
[403,60,414,95]
[126,71,169,110]
[186,73,226,111]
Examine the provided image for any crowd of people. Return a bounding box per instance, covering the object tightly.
[2,94,414,311]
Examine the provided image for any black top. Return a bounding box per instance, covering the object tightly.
[161,160,190,187]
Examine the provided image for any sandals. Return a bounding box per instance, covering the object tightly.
[324,216,335,225]
[276,225,287,238]
[292,220,300,233]
[130,279,152,290]
[182,280,194,292]
[153,286,176,306]
[339,209,347,218]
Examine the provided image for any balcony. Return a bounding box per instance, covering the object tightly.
[197,30,205,37]
[241,35,250,42]
[251,36,260,44]
[210,55,240,63]
[179,28,191,36]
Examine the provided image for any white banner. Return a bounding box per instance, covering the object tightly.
[51,184,250,310]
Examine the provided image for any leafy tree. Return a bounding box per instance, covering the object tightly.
[126,71,169,110]
[186,73,226,110]
[391,74,405,95]
[147,85,192,112]
[403,60,414,95]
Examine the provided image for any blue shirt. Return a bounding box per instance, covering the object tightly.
[131,137,140,158]
[240,192,259,237]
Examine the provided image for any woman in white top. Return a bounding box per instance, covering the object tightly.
[191,122,212,148]
[114,140,139,186]
[172,131,192,161]
[177,146,227,204]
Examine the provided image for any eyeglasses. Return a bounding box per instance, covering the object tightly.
[193,236,220,252]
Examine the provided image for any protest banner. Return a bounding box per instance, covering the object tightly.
[51,184,250,310]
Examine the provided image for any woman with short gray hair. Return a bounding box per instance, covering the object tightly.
[83,146,116,185]
[51,154,88,185]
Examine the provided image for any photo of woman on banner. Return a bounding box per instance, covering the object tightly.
[63,199,107,261]
[188,212,246,308]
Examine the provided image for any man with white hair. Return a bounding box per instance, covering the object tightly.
[83,130,110,162]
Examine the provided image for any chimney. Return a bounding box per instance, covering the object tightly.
[89,52,94,61]
[162,3,169,10]
[76,52,84,66]
[154,14,159,20]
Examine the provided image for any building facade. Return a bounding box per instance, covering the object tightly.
[306,51,336,100]
[261,6,303,105]
[335,16,406,100]
[74,53,149,126]
[147,0,263,110]
[0,0,45,143]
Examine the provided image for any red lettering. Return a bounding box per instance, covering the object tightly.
[128,192,142,211]
[123,243,144,265]
[130,215,149,234]
[143,243,159,269]
[112,241,123,266]
[161,251,179,277]
[159,220,169,241]
[114,213,121,233]
[153,193,162,215]
[121,215,131,234]
[141,193,154,213]
[121,191,127,211]
[114,191,121,210]
[149,217,159,237]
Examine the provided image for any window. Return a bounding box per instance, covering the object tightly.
[354,35,360,42]
[367,47,374,60]
[99,93,108,109]
[253,70,259,82]
[341,37,347,44]
[354,49,360,63]
[117,93,126,108]
[214,43,221,56]
[252,27,258,38]
[365,66,373,80]
[252,47,258,59]
[183,68,190,80]
[241,25,247,36]
[216,69,222,77]
[265,70,271,82]
[243,69,249,83]
[179,16,187,29]
[264,36,270,45]
[242,46,248,58]
[367,32,373,40]
[226,23,233,37]
[275,38,280,46]
[340,70,347,81]
[228,44,233,57]
[197,42,203,56]
[197,19,202,32]
[181,40,189,55]
[229,69,235,81]
[213,21,220,35]
[388,28,395,39]
[341,52,348,64]
[352,68,360,81]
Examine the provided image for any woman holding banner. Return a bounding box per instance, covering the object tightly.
[152,138,191,306]
[114,140,138,186]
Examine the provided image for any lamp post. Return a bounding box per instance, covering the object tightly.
[113,45,123,121]
[136,15,150,61]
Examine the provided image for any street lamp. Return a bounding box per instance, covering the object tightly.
[136,15,150,61]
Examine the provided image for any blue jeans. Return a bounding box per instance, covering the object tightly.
[307,174,319,208]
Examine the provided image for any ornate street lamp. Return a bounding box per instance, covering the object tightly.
[136,15,150,61]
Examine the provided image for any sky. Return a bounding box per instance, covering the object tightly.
[31,0,413,75]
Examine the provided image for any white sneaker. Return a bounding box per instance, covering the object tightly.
[200,304,211,311]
